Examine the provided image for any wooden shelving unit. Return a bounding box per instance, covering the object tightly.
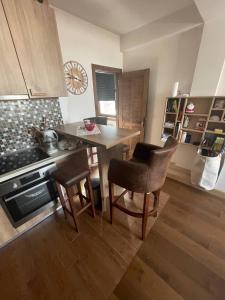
[161,96,225,148]
[161,97,186,142]
[208,120,225,123]
[181,128,204,134]
[184,113,209,117]
[206,130,225,136]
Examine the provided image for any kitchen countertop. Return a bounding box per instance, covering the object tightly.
[0,147,79,183]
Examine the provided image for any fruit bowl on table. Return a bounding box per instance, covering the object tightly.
[84,122,96,131]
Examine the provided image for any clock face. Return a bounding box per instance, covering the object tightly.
[64,61,88,95]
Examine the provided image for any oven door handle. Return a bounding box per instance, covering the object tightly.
[4,180,51,203]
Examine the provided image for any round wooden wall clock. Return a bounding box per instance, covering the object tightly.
[64,61,88,95]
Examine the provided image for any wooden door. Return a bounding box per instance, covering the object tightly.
[2,0,67,98]
[118,69,150,153]
[0,2,27,97]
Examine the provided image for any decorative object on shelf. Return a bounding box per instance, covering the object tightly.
[172,100,178,113]
[185,133,191,144]
[214,129,224,134]
[185,102,195,113]
[181,132,187,143]
[195,118,206,131]
[212,137,225,153]
[166,99,178,112]
[164,121,175,129]
[64,61,88,95]
[201,137,213,149]
[210,115,220,121]
[214,99,225,109]
[172,82,179,97]
[183,116,190,128]
[161,132,171,142]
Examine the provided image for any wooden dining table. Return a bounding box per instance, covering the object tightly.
[56,122,140,214]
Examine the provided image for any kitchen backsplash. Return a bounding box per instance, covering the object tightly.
[0,99,63,156]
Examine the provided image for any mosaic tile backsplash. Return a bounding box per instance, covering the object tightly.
[0,99,63,156]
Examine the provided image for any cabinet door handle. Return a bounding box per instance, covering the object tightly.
[29,89,48,97]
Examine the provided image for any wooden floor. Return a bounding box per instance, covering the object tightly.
[0,188,168,300]
[112,178,225,300]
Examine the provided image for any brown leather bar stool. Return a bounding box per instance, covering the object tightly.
[108,137,177,240]
[52,149,95,232]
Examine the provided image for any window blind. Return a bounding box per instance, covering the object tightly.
[96,72,116,101]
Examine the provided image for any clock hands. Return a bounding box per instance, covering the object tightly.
[64,61,88,95]
[66,73,82,82]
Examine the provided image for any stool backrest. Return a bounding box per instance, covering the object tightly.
[147,136,177,191]
[60,148,89,170]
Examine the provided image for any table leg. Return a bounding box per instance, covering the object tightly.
[97,144,123,217]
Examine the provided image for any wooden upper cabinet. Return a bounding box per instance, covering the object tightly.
[2,0,67,98]
[0,2,27,97]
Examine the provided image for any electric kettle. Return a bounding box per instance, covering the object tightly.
[42,129,58,154]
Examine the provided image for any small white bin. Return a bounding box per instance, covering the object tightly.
[191,153,221,190]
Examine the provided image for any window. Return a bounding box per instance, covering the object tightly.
[92,64,121,117]
[96,72,116,115]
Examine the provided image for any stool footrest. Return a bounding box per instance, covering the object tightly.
[64,202,92,217]
[76,202,92,216]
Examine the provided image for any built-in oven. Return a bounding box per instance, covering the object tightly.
[0,163,58,227]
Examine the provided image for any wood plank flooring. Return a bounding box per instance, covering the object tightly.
[0,189,168,300]
[112,178,225,300]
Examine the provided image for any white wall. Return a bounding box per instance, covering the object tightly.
[54,8,122,123]
[191,15,225,96]
[216,60,225,96]
[123,26,203,169]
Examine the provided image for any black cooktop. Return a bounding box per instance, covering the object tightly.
[0,148,50,176]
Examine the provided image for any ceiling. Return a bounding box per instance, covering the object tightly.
[50,0,195,35]
[194,0,225,21]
